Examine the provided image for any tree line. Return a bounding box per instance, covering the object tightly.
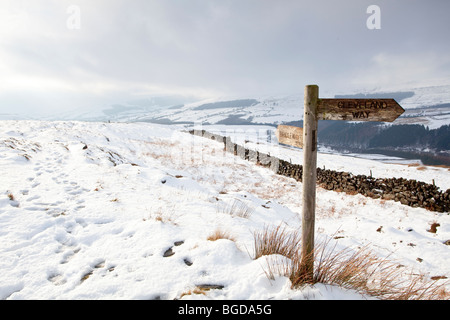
[318,122,449,151]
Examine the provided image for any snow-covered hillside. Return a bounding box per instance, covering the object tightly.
[1,120,449,300]
[2,85,449,129]
[96,84,450,129]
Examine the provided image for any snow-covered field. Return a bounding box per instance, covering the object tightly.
[1,120,449,300]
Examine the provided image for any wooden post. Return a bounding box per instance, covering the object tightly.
[301,84,319,281]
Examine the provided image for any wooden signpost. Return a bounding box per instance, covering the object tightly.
[282,85,405,281]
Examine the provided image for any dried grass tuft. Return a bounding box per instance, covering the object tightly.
[254,225,449,300]
[253,224,301,259]
[207,228,236,242]
[217,199,254,219]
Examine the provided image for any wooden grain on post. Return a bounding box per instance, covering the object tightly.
[275,125,303,148]
[317,98,404,122]
[301,84,319,281]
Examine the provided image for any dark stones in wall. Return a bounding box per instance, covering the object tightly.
[188,129,449,213]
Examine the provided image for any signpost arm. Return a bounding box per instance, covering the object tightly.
[301,84,319,281]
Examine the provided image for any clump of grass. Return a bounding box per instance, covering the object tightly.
[207,228,236,242]
[179,287,207,299]
[253,224,301,259]
[217,199,254,219]
[254,225,449,300]
[145,207,178,225]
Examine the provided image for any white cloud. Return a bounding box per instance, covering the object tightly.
[347,52,450,92]
[0,0,449,116]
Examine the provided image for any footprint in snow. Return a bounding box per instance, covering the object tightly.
[60,248,81,264]
[162,241,193,266]
[80,260,107,283]
[48,273,66,286]
[163,240,185,257]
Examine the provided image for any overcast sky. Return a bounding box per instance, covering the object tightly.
[1,0,449,117]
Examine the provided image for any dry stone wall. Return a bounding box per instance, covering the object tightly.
[189,129,449,213]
